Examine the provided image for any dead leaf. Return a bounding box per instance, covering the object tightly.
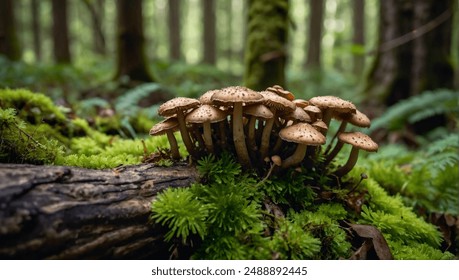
[348,223,393,260]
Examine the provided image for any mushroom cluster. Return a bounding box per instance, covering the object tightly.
[150,85,378,177]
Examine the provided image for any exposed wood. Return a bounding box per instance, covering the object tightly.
[0,163,199,259]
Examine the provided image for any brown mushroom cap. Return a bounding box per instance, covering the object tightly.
[266,85,295,101]
[259,91,296,113]
[211,86,264,105]
[338,132,378,152]
[158,97,201,116]
[149,118,179,136]
[312,119,328,132]
[199,90,220,105]
[279,123,326,145]
[336,109,371,128]
[309,96,356,113]
[282,107,312,123]
[185,104,227,124]
[293,99,309,108]
[244,104,274,119]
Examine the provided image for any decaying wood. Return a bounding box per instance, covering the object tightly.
[0,163,199,259]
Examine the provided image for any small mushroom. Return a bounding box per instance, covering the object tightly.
[244,104,274,154]
[149,117,181,160]
[278,122,326,169]
[158,97,200,158]
[308,96,356,132]
[211,86,264,169]
[259,91,296,159]
[267,85,295,101]
[185,104,227,154]
[325,109,371,161]
[333,132,378,177]
[304,105,322,122]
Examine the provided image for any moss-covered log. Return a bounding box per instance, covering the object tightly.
[0,163,199,259]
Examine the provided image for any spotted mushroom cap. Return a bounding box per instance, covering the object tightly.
[211,86,263,106]
[282,106,312,123]
[158,97,201,117]
[185,104,227,124]
[338,132,378,152]
[266,85,295,101]
[312,119,328,131]
[244,104,274,119]
[259,91,296,113]
[341,109,371,128]
[309,96,356,113]
[149,117,179,136]
[199,89,220,105]
[293,99,309,108]
[279,122,326,146]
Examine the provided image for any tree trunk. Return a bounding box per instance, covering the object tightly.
[244,0,289,91]
[0,0,21,61]
[82,0,106,55]
[202,0,216,65]
[31,0,41,61]
[0,163,199,259]
[365,0,454,106]
[114,0,154,82]
[305,0,324,69]
[51,0,71,64]
[168,0,181,61]
[352,0,365,76]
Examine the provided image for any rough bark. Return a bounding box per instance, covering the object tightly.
[168,0,181,61]
[202,0,216,65]
[51,0,71,64]
[114,0,154,82]
[305,0,324,69]
[0,0,21,60]
[244,0,289,91]
[0,163,199,259]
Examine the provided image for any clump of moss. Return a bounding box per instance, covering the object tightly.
[151,153,454,260]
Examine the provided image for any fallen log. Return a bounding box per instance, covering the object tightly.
[0,163,199,259]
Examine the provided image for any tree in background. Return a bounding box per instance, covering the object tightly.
[202,0,216,65]
[352,0,365,77]
[168,0,181,61]
[82,0,107,55]
[31,0,41,61]
[114,0,154,82]
[0,0,21,61]
[305,0,324,70]
[244,0,289,91]
[365,0,454,106]
[52,0,71,64]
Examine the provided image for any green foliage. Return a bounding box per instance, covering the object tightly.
[369,89,459,133]
[151,187,209,242]
[361,134,459,215]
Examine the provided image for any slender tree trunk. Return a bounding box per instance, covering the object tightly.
[305,0,324,69]
[365,0,454,107]
[168,0,181,61]
[82,0,106,55]
[51,0,71,64]
[352,0,365,76]
[114,0,154,82]
[31,0,41,61]
[202,0,216,65]
[244,0,289,90]
[0,0,21,60]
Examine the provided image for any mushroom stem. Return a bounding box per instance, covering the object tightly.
[281,144,307,169]
[166,131,181,160]
[259,108,277,159]
[247,116,258,152]
[232,103,252,168]
[321,109,333,135]
[324,140,344,165]
[325,121,347,154]
[176,110,196,158]
[202,122,214,153]
[334,146,360,177]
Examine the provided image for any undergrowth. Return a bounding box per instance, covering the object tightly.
[151,152,454,260]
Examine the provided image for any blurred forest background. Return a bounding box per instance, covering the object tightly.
[1,0,459,260]
[0,0,458,155]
